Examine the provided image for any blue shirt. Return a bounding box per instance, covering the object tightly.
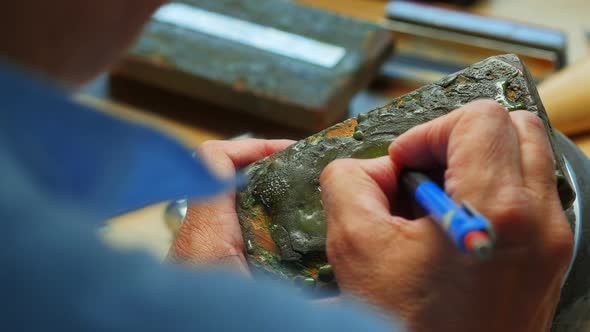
[0,64,398,331]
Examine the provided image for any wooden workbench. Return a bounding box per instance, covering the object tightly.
[90,0,590,259]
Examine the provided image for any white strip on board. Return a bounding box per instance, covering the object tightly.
[153,3,346,68]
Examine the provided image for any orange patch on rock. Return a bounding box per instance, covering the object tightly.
[307,267,319,278]
[248,207,280,254]
[506,89,517,100]
[324,118,358,138]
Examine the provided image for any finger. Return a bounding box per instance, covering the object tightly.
[388,109,463,169]
[320,157,457,270]
[390,100,524,202]
[509,111,556,196]
[320,157,404,259]
[198,139,295,177]
[508,112,571,255]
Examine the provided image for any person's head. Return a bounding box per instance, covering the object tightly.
[0,0,165,85]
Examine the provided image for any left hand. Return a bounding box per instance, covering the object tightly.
[168,139,294,274]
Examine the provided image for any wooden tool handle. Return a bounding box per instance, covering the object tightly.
[539,57,590,135]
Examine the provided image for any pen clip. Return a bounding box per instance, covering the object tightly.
[461,201,479,217]
[461,201,496,242]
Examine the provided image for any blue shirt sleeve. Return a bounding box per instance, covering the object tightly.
[0,63,403,331]
[0,143,401,332]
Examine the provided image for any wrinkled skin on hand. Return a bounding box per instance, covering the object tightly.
[170,55,574,331]
[170,103,573,332]
[320,101,573,332]
[235,55,574,288]
[169,139,295,274]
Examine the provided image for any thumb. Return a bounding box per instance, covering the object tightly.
[320,157,401,258]
[320,157,454,265]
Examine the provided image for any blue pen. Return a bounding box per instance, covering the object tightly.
[403,171,496,260]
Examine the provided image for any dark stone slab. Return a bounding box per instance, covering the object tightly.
[115,0,393,132]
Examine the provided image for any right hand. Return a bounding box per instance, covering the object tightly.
[320,100,573,332]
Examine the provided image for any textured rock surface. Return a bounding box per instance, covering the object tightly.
[236,54,575,290]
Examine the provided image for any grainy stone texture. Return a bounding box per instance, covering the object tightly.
[236,54,574,290]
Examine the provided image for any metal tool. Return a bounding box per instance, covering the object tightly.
[164,199,188,235]
[381,1,567,85]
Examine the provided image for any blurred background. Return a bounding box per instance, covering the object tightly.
[79,0,590,261]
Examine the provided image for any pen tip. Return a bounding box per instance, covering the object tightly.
[464,231,494,260]
[472,239,493,260]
